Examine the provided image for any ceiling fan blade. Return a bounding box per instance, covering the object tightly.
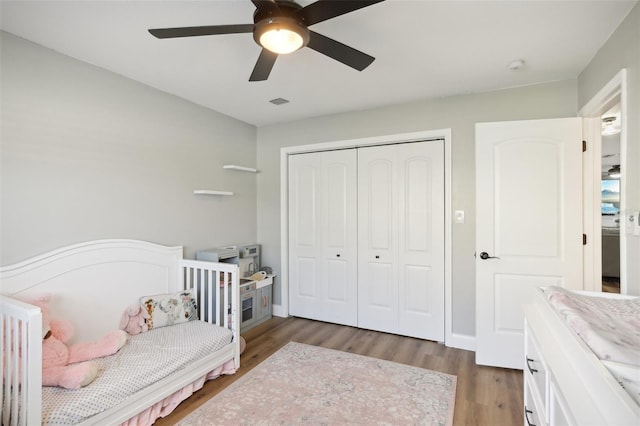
[249,49,278,81]
[148,24,254,39]
[306,30,374,71]
[297,0,385,26]
[252,0,280,15]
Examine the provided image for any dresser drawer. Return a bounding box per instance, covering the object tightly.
[525,380,546,426]
[549,379,573,426]
[525,326,548,409]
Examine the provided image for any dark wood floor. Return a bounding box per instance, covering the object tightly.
[156,317,523,425]
[603,276,621,293]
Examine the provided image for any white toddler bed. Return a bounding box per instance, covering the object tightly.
[0,239,241,425]
[524,286,639,425]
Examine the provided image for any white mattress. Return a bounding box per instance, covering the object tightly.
[42,320,233,425]
[543,286,640,405]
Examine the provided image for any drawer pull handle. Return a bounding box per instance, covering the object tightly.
[526,357,538,375]
[524,407,536,426]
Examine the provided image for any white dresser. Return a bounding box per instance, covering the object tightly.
[523,288,639,426]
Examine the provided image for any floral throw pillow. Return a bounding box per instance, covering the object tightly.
[140,288,198,330]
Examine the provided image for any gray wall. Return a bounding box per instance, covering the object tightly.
[578,2,640,295]
[0,32,258,264]
[257,80,577,337]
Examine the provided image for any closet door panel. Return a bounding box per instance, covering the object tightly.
[398,141,445,341]
[403,265,431,313]
[360,261,396,334]
[326,259,348,301]
[326,164,349,247]
[293,166,317,247]
[289,155,323,319]
[322,150,358,326]
[405,158,430,252]
[368,262,394,306]
[289,149,357,326]
[368,159,394,249]
[358,145,398,331]
[295,258,318,297]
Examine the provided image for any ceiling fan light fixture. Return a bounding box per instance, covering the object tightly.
[260,29,302,53]
[602,116,621,136]
[608,164,621,178]
[255,17,309,54]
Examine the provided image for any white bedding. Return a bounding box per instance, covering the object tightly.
[42,320,233,425]
[543,286,640,405]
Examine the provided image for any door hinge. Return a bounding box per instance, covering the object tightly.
[582,140,587,152]
[583,234,587,245]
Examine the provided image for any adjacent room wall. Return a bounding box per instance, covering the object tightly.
[257,80,578,337]
[578,2,640,296]
[0,32,258,265]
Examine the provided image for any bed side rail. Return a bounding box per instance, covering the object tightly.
[178,260,239,331]
[179,260,240,367]
[1,296,42,426]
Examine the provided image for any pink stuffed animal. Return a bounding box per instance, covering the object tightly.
[119,303,150,335]
[28,295,128,389]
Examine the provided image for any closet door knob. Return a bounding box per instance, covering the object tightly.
[375,255,380,259]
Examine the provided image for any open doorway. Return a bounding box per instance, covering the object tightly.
[580,68,628,295]
[600,102,621,293]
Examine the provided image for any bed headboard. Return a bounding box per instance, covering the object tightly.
[0,239,183,344]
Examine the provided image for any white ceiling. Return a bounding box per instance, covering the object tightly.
[1,0,636,126]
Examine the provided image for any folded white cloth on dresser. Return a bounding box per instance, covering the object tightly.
[544,286,640,366]
[544,286,640,406]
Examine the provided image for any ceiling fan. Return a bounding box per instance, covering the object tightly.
[148,0,385,81]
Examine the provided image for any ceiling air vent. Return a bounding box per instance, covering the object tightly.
[269,97,290,105]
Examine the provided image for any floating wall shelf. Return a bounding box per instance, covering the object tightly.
[223,165,258,173]
[193,190,233,196]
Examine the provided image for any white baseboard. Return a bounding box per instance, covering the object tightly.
[446,333,476,352]
[272,304,286,318]
[272,304,476,353]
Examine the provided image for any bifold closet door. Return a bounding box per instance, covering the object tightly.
[358,141,445,341]
[288,150,358,326]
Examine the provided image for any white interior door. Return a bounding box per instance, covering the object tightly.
[476,118,583,369]
[288,150,358,326]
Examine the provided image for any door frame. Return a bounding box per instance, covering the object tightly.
[279,129,454,345]
[579,69,628,293]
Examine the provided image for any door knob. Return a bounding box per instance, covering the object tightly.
[479,252,500,260]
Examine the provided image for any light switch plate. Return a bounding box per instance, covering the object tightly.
[624,211,635,235]
[455,210,465,224]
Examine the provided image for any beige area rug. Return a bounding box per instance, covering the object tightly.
[177,341,457,425]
